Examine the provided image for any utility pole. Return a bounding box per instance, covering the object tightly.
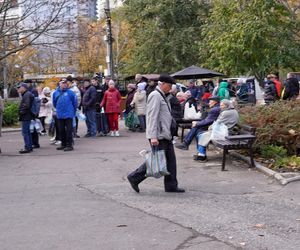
[2,37,8,99]
[104,0,114,79]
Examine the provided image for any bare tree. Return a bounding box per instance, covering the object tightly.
[0,0,71,61]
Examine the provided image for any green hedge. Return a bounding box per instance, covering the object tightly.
[3,102,19,126]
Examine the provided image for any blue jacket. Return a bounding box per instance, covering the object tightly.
[196,104,220,129]
[53,88,77,119]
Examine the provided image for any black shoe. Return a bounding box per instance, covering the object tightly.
[64,146,74,152]
[127,176,140,193]
[19,149,32,154]
[56,146,66,150]
[175,143,188,150]
[32,144,40,149]
[84,134,91,138]
[165,187,185,193]
[193,155,207,161]
[74,134,80,138]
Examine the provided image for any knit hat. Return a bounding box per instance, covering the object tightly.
[137,82,146,91]
[43,87,51,94]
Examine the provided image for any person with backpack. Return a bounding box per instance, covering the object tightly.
[17,83,34,154]
[53,80,77,151]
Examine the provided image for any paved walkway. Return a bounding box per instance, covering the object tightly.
[0,122,299,249]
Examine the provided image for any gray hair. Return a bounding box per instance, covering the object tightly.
[221,99,234,109]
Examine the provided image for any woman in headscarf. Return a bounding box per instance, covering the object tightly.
[130,82,147,132]
[194,99,239,161]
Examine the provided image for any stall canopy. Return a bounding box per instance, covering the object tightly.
[171,65,224,79]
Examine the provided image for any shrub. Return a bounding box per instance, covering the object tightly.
[260,145,288,159]
[239,100,300,155]
[274,156,300,171]
[3,101,19,126]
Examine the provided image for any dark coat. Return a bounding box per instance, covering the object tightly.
[19,90,34,121]
[264,81,278,102]
[283,77,299,100]
[125,89,136,114]
[195,104,220,131]
[169,94,183,120]
[82,85,97,111]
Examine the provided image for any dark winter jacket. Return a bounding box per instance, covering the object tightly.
[125,89,136,114]
[19,90,34,121]
[195,104,220,131]
[82,85,97,111]
[168,94,183,120]
[283,77,299,100]
[146,83,157,98]
[264,80,278,102]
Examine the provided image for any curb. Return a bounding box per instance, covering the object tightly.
[230,151,300,186]
[2,128,21,133]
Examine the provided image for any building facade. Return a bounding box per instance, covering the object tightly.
[18,0,98,75]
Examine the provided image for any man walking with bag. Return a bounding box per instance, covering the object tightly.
[127,74,185,193]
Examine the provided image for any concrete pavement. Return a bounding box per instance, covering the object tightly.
[0,121,299,250]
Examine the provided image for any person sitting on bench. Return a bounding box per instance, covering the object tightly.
[194,99,239,161]
[175,96,221,150]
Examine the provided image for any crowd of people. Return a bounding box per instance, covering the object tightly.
[16,76,122,154]
[1,71,299,193]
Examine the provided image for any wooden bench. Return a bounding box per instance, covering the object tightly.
[212,124,256,171]
[177,119,202,142]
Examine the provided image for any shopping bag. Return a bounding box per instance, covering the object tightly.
[210,122,229,140]
[125,110,140,129]
[141,148,170,178]
[76,109,86,121]
[184,102,201,120]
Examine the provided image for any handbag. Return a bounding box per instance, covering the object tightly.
[141,147,170,178]
[210,122,229,140]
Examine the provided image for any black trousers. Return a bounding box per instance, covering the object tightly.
[53,115,61,141]
[32,129,39,147]
[58,118,73,147]
[128,139,178,190]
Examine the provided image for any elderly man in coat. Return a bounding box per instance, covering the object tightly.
[127,74,185,193]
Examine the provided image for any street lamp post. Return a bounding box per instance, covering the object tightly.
[104,0,114,79]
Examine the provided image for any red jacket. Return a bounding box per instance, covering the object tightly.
[101,88,121,113]
[274,79,282,98]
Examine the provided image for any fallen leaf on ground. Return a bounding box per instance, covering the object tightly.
[254,223,266,229]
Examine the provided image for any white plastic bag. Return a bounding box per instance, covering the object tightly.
[76,109,86,121]
[184,102,201,120]
[210,122,229,140]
